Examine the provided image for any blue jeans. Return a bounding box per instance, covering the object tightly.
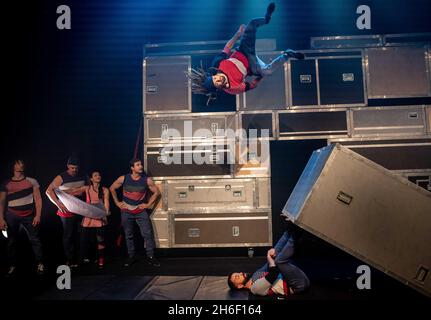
[237,18,287,77]
[254,231,310,293]
[5,212,43,265]
[121,211,155,258]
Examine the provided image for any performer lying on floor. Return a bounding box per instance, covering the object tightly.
[228,230,310,297]
[187,2,304,103]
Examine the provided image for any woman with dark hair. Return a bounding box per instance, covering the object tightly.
[65,170,110,268]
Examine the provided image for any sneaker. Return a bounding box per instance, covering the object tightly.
[36,263,45,275]
[283,49,305,60]
[124,256,137,267]
[146,256,160,267]
[6,266,16,277]
[265,2,276,24]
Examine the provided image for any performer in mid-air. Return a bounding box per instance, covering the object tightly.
[188,2,305,102]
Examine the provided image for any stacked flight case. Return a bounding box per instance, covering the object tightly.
[282,144,431,297]
[143,41,274,248]
[143,34,431,249]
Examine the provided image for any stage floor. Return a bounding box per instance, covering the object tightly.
[2,252,428,301]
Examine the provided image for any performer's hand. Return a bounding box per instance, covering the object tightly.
[267,248,276,258]
[0,218,7,231]
[58,202,68,213]
[138,203,149,210]
[32,216,41,227]
[116,201,127,209]
[267,251,276,267]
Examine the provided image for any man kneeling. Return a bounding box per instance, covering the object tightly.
[228,231,310,297]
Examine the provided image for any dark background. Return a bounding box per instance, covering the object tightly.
[1,0,431,262]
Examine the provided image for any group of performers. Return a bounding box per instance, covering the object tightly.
[0,155,161,275]
[1,2,310,298]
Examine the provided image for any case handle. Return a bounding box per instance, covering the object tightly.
[414,266,429,283]
[337,191,353,205]
[300,74,312,83]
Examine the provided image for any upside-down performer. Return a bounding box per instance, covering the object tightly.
[187,2,305,103]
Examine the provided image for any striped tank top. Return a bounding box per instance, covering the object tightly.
[122,174,148,215]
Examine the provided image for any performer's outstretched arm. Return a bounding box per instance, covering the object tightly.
[223,24,245,54]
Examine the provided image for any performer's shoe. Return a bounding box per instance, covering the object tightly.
[265,2,276,24]
[146,256,160,267]
[98,257,105,269]
[283,49,305,60]
[124,256,137,267]
[36,263,45,275]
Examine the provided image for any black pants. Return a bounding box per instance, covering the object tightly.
[237,17,287,77]
[80,227,105,260]
[60,215,81,262]
[5,212,43,265]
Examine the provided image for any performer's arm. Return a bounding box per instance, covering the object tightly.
[141,178,160,209]
[250,251,279,296]
[109,176,126,209]
[63,185,87,196]
[0,191,7,230]
[46,175,68,213]
[210,25,246,72]
[223,24,245,54]
[225,76,262,95]
[32,185,42,227]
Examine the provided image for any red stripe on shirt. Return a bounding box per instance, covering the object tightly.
[9,207,33,217]
[123,191,146,201]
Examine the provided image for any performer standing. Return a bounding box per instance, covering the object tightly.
[64,170,110,269]
[46,155,86,267]
[0,159,45,276]
[110,158,161,267]
[188,2,305,101]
